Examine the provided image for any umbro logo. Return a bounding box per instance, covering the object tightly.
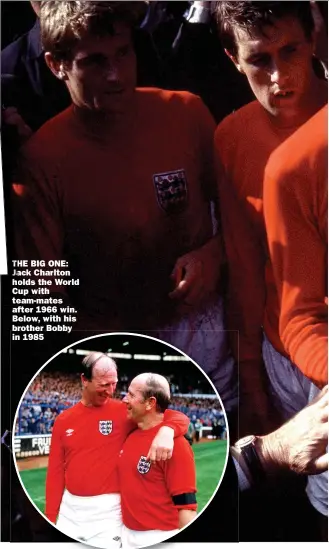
[66,429,74,436]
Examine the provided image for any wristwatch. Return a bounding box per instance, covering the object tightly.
[232,435,266,484]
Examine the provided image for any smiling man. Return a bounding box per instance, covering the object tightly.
[119,373,197,548]
[45,353,189,548]
[214,0,327,528]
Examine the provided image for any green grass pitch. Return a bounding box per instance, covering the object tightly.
[19,440,227,516]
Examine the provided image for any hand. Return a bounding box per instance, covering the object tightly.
[146,426,174,463]
[260,385,328,475]
[169,235,222,310]
[2,107,33,143]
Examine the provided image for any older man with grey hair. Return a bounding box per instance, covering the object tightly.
[119,372,197,548]
[45,354,189,548]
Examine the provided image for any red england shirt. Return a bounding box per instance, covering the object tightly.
[45,403,189,523]
[119,424,197,531]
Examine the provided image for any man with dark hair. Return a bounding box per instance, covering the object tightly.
[119,373,197,548]
[214,0,327,421]
[13,0,237,415]
[217,1,315,55]
[214,0,327,530]
[45,353,189,548]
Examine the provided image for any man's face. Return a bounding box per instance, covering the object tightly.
[231,16,315,125]
[123,379,149,422]
[82,365,118,407]
[64,22,136,117]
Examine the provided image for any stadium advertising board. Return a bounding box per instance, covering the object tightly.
[14,434,52,458]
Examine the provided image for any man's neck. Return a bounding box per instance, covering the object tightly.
[80,394,108,407]
[72,99,137,140]
[81,397,93,407]
[137,413,164,431]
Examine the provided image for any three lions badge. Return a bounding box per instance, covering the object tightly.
[153,169,188,214]
[99,420,113,436]
[137,456,151,475]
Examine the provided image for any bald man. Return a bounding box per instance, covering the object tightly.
[45,354,189,548]
[119,373,197,548]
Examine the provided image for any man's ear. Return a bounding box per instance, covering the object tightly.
[146,396,156,411]
[44,52,69,80]
[224,48,245,74]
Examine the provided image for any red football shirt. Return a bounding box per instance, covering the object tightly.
[119,424,197,531]
[45,402,189,523]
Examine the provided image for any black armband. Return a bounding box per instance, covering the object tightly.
[172,493,197,505]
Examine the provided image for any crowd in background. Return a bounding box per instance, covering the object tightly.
[16,371,224,436]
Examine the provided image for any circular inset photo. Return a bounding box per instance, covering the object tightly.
[13,333,229,549]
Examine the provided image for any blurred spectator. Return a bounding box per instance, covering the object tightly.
[185,421,195,445]
[16,371,224,436]
[194,419,203,442]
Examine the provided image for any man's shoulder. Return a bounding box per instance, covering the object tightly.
[20,107,74,161]
[54,402,81,424]
[104,398,125,412]
[286,105,327,158]
[215,100,262,139]
[137,88,214,137]
[267,105,328,182]
[137,87,207,112]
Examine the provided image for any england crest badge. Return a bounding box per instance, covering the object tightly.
[99,420,113,436]
[153,169,188,214]
[137,456,151,475]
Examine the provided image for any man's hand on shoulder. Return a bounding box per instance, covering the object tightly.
[147,426,174,464]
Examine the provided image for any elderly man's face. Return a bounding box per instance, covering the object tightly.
[63,22,137,118]
[82,360,118,407]
[123,379,149,422]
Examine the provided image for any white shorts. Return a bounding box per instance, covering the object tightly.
[56,490,122,548]
[155,295,238,413]
[121,524,179,549]
[262,334,328,517]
